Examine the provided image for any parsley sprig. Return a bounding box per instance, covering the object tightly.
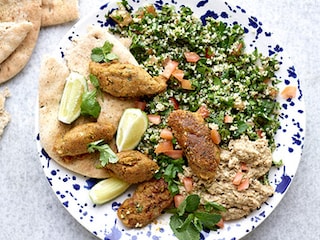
[87,140,118,167]
[154,155,185,195]
[91,41,119,63]
[169,194,226,240]
[80,74,101,118]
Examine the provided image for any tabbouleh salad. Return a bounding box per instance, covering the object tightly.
[109,3,280,154]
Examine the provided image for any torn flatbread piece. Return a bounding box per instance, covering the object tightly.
[0,87,10,138]
[39,56,110,178]
[41,0,79,27]
[65,25,139,77]
[0,21,33,64]
[39,27,138,178]
[0,0,41,84]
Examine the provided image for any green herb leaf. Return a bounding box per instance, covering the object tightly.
[184,194,201,213]
[90,41,119,63]
[91,47,105,62]
[87,140,118,166]
[80,89,101,118]
[177,194,200,216]
[204,201,226,212]
[154,155,185,195]
[194,212,222,230]
[272,159,283,167]
[169,215,200,240]
[177,213,194,232]
[89,74,100,88]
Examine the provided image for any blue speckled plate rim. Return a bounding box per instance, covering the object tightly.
[36,0,306,239]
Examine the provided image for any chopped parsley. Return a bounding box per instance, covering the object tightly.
[154,155,185,195]
[110,4,280,151]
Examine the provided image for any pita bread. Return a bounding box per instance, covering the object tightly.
[41,0,79,27]
[0,87,10,138]
[0,21,33,64]
[0,0,41,84]
[65,25,139,76]
[39,27,137,178]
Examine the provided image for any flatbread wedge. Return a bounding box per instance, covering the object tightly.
[0,0,41,83]
[0,21,33,64]
[41,0,80,27]
[0,87,10,138]
[38,26,137,178]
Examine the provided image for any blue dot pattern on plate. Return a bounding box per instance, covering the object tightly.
[36,0,305,239]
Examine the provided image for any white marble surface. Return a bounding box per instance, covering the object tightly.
[0,0,318,239]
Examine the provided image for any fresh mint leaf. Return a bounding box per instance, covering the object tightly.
[87,140,118,166]
[194,212,222,230]
[204,201,226,212]
[170,195,225,239]
[177,214,194,232]
[177,194,200,216]
[169,215,200,240]
[192,216,204,233]
[184,194,200,213]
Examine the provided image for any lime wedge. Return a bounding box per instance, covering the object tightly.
[89,177,130,205]
[58,72,87,124]
[116,108,148,152]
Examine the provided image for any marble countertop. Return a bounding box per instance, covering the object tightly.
[0,0,319,239]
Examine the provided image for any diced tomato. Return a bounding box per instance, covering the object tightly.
[163,149,183,159]
[169,97,179,110]
[174,194,185,208]
[281,86,297,99]
[256,129,263,138]
[196,105,210,119]
[224,115,234,123]
[205,47,215,59]
[232,171,243,186]
[216,218,224,229]
[145,5,156,15]
[210,129,221,145]
[134,100,146,111]
[172,69,184,82]
[161,59,179,79]
[232,42,243,56]
[154,140,173,154]
[240,162,249,171]
[180,79,193,90]
[160,128,173,140]
[148,114,161,124]
[182,177,193,193]
[237,178,249,191]
[263,78,270,84]
[184,52,201,63]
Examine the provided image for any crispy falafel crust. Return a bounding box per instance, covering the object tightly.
[89,61,167,98]
[117,178,173,228]
[105,150,159,184]
[168,109,220,180]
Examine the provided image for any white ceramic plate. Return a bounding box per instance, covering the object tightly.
[36,0,306,239]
